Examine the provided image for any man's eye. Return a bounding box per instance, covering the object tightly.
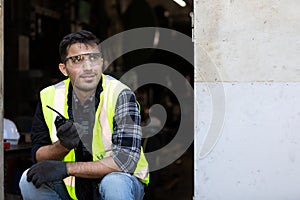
[71,55,83,63]
[89,54,100,61]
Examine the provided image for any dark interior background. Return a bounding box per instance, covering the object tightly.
[4,0,194,199]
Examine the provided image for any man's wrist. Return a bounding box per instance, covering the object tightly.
[54,140,71,152]
[66,162,74,176]
[66,162,70,175]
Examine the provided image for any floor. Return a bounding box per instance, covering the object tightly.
[144,148,194,200]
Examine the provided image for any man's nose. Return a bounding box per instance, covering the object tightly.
[82,59,92,70]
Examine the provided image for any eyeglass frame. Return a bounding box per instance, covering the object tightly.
[63,52,103,67]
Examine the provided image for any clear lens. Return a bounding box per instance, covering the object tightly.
[65,53,102,67]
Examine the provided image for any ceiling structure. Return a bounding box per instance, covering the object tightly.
[147,0,193,22]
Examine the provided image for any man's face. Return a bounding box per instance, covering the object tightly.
[61,43,103,93]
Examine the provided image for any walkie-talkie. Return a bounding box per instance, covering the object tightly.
[46,105,70,129]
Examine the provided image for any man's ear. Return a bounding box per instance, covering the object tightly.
[59,63,68,77]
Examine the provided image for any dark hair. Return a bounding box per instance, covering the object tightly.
[59,30,100,62]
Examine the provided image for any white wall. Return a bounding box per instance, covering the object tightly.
[194,0,300,199]
[195,0,300,82]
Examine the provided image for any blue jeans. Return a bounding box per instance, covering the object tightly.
[19,169,145,200]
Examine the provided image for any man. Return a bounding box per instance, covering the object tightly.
[19,30,149,200]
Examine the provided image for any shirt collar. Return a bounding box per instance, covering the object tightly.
[67,77,103,120]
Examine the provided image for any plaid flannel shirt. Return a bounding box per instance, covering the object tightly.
[112,90,142,173]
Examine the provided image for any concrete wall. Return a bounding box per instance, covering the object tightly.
[194,0,300,199]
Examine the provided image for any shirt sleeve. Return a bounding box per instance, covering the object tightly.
[112,90,142,173]
[31,99,52,163]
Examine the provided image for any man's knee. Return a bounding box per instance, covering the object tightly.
[19,169,30,190]
[99,172,144,200]
[19,168,38,199]
[100,172,132,187]
[99,172,132,198]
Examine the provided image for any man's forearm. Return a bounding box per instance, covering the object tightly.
[66,157,122,179]
[36,141,70,162]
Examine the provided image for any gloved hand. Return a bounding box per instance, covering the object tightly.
[57,121,81,150]
[27,160,68,188]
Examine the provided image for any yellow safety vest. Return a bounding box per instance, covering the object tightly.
[40,74,149,200]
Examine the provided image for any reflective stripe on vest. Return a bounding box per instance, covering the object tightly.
[40,75,149,200]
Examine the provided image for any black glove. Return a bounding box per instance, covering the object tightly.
[27,160,68,188]
[57,121,81,150]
